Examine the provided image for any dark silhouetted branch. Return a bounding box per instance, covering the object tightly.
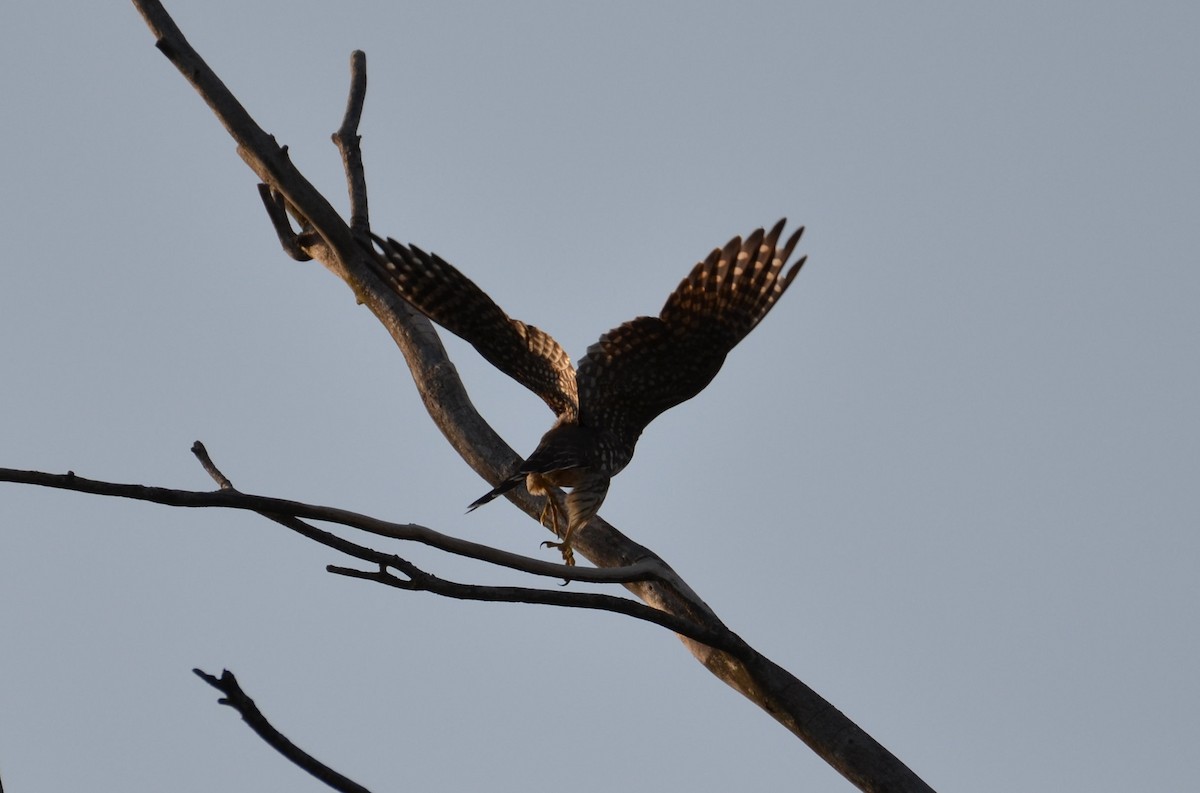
[0,460,740,653]
[1,462,661,589]
[194,668,374,793]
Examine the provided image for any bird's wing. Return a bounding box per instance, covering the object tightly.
[367,235,578,418]
[575,219,805,455]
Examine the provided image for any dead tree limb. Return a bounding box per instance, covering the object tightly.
[0,458,741,651]
[194,668,374,793]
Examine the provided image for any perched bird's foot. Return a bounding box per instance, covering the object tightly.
[541,539,576,567]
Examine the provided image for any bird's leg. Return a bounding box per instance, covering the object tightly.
[526,473,564,537]
[538,495,562,537]
[528,473,572,564]
[540,472,610,568]
[538,494,575,566]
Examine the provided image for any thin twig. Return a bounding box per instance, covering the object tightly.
[256,184,312,261]
[323,558,745,654]
[194,668,374,793]
[334,50,370,234]
[191,441,233,489]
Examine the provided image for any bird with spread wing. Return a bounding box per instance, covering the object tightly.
[365,220,806,565]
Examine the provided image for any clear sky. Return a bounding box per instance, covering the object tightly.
[2,2,1197,791]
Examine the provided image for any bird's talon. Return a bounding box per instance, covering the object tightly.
[541,539,576,567]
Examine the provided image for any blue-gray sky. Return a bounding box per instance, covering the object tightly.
[2,3,1197,791]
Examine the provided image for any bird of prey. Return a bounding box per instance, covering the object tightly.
[365,219,806,565]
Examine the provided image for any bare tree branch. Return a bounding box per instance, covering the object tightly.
[194,668,374,793]
[0,459,743,651]
[256,183,312,262]
[333,50,370,235]
[323,557,745,654]
[186,444,742,650]
[0,462,663,589]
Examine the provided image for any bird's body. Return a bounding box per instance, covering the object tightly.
[366,220,806,564]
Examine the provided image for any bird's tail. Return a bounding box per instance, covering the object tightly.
[466,472,525,512]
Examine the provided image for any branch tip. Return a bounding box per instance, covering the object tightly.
[189,663,375,792]
[190,441,234,490]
